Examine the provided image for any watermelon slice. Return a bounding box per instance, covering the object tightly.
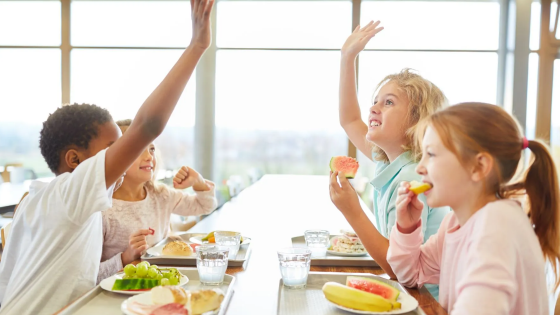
[112,278,160,291]
[346,276,400,301]
[330,156,359,178]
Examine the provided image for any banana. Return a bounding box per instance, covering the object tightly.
[201,231,215,242]
[322,282,401,312]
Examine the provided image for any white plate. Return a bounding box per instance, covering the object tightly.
[100,272,189,295]
[327,293,418,314]
[121,291,220,315]
[189,235,251,246]
[327,250,369,257]
[146,243,197,258]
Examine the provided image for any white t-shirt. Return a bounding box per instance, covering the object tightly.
[0,149,114,315]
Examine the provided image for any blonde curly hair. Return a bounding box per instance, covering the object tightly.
[371,68,448,163]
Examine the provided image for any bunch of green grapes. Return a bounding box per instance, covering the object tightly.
[123,262,180,286]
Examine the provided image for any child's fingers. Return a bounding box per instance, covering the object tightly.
[364,20,381,32]
[329,171,341,193]
[204,0,214,18]
[353,25,360,33]
[130,235,147,245]
[131,228,152,237]
[337,173,353,191]
[361,20,374,31]
[411,194,424,211]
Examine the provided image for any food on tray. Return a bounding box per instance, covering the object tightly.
[127,302,188,315]
[188,288,224,314]
[409,180,432,195]
[330,230,366,254]
[113,262,182,291]
[201,231,215,243]
[329,156,359,178]
[152,286,189,305]
[127,287,225,315]
[201,231,243,244]
[112,279,160,291]
[162,240,194,256]
[322,282,401,312]
[346,276,400,301]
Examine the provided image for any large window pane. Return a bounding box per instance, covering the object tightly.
[526,53,539,140]
[71,49,195,170]
[361,1,500,50]
[0,1,60,46]
[215,50,347,179]
[0,49,61,177]
[357,51,498,121]
[217,1,352,49]
[72,1,192,47]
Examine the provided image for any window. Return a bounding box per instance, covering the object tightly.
[71,49,196,170]
[214,1,351,180]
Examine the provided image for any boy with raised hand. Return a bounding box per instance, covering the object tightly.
[0,1,214,314]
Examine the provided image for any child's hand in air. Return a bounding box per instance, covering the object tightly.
[329,171,362,218]
[395,182,424,234]
[173,166,210,191]
[341,20,383,58]
[121,228,153,265]
[189,0,215,51]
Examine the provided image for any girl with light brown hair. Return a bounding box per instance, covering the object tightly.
[389,102,558,314]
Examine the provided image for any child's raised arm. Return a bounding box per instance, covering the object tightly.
[339,21,383,160]
[105,0,214,188]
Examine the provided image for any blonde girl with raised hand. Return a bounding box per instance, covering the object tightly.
[329,20,450,294]
[387,103,559,314]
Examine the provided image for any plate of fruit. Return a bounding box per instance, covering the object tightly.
[322,276,418,314]
[100,262,188,295]
[189,231,251,246]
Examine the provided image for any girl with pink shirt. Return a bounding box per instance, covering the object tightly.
[387,102,560,315]
[97,119,217,283]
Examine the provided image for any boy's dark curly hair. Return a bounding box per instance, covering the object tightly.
[39,103,113,172]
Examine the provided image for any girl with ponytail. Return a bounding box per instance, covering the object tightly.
[387,102,558,315]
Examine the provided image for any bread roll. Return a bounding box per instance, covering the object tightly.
[162,241,193,256]
[188,289,224,315]
[151,286,189,305]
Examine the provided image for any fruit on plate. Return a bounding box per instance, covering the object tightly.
[127,287,225,315]
[114,263,182,291]
[329,156,359,178]
[201,231,243,244]
[112,278,159,291]
[346,276,400,301]
[409,180,432,195]
[201,231,214,242]
[322,282,401,312]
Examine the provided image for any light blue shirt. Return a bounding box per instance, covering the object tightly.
[370,151,449,300]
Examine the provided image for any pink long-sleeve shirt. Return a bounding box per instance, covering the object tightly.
[387,199,549,315]
[97,181,217,283]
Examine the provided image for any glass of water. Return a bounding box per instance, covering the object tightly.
[277,247,312,289]
[215,231,241,260]
[196,245,229,285]
[304,230,330,258]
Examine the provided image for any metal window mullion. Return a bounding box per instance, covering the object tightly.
[496,0,510,106]
[194,2,218,181]
[61,0,70,105]
[535,0,555,141]
[348,0,360,159]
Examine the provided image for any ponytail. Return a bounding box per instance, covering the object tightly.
[525,140,560,289]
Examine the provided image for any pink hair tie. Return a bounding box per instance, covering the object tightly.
[522,137,529,150]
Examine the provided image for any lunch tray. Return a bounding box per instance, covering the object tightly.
[141,232,252,267]
[291,236,379,267]
[277,272,425,315]
[57,268,235,315]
